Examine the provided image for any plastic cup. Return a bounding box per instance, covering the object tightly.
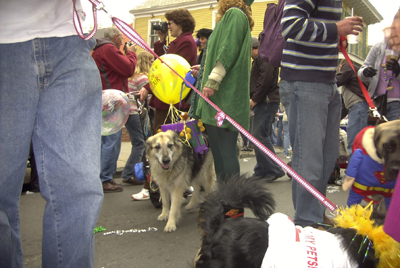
[346,16,362,44]
[385,48,399,62]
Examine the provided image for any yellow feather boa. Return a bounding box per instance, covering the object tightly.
[334,204,400,268]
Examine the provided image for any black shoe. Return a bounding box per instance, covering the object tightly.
[122,177,144,185]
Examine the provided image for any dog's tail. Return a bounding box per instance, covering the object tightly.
[198,174,275,238]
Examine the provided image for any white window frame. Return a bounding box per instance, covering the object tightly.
[212,10,218,29]
[148,19,162,49]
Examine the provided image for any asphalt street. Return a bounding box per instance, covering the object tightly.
[20,143,350,268]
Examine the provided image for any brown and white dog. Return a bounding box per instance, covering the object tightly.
[342,120,400,209]
[145,130,216,232]
[373,120,400,181]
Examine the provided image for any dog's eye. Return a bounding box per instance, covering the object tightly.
[154,145,161,150]
[168,143,174,148]
[384,142,396,152]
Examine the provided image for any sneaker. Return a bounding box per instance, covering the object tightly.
[103,181,123,193]
[131,188,150,201]
[183,186,194,198]
[122,177,144,185]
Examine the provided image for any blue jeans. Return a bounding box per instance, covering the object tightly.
[282,121,291,156]
[280,82,291,122]
[121,114,145,179]
[276,116,284,147]
[346,101,368,158]
[387,100,400,121]
[252,102,285,178]
[101,130,122,183]
[0,36,104,267]
[270,116,279,145]
[280,82,292,156]
[284,81,341,226]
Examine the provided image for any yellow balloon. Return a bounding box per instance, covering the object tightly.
[149,54,191,105]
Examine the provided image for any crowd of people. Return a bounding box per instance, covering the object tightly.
[1,0,400,266]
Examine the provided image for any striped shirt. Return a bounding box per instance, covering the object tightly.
[127,74,149,114]
[280,0,342,83]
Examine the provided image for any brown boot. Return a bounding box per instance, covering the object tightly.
[103,180,123,193]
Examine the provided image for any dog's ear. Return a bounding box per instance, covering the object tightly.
[145,136,154,151]
[373,127,383,159]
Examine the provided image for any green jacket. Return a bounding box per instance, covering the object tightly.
[194,7,251,132]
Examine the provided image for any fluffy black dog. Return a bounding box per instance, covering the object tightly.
[194,175,381,268]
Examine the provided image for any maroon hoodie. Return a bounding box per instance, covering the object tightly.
[92,38,137,92]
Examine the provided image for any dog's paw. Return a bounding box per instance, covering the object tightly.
[164,223,177,232]
[158,213,168,221]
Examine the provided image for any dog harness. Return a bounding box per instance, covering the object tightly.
[261,213,355,268]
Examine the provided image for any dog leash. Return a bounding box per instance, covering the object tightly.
[74,0,338,213]
[339,40,388,122]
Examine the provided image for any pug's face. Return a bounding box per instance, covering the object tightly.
[374,120,400,181]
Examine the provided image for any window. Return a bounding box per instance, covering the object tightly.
[148,19,162,49]
[212,10,218,29]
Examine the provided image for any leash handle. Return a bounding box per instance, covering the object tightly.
[73,0,104,40]
[74,1,338,212]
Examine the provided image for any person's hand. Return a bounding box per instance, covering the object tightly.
[139,88,148,102]
[203,87,215,98]
[386,58,400,77]
[190,65,200,78]
[336,16,364,36]
[127,43,137,53]
[250,99,257,110]
[363,67,377,77]
[157,31,166,43]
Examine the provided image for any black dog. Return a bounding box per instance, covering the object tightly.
[194,175,384,268]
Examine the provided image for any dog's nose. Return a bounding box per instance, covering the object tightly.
[162,157,170,165]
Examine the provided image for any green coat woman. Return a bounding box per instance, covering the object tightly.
[192,0,253,182]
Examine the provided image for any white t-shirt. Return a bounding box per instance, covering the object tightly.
[262,213,356,268]
[0,0,86,44]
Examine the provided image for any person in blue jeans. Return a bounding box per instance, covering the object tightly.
[336,59,369,159]
[0,1,103,266]
[279,103,291,158]
[276,112,284,147]
[92,26,138,192]
[280,0,363,227]
[250,37,285,181]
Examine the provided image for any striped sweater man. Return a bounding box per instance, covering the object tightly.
[280,0,342,83]
[278,0,364,228]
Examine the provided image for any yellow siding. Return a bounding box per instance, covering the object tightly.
[132,1,368,60]
[132,1,278,54]
[251,1,278,37]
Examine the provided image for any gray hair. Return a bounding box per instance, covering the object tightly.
[104,26,121,40]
